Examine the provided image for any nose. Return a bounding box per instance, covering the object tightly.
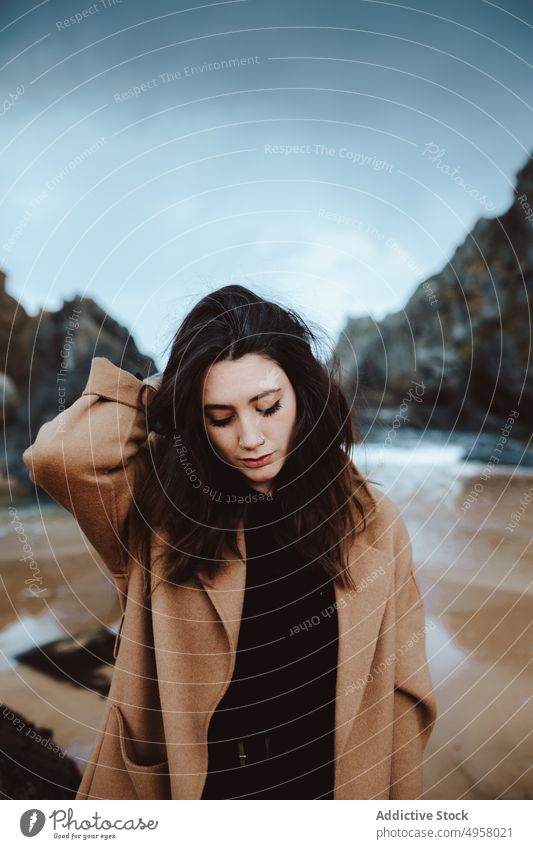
[238,416,266,451]
[239,432,265,450]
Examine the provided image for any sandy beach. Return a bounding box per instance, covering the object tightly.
[1,465,532,799]
[380,462,533,800]
[0,505,121,767]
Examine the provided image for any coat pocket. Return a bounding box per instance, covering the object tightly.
[111,704,171,800]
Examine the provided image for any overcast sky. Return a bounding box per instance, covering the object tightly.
[1,0,532,370]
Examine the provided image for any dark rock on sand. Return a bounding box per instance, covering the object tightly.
[15,629,115,697]
[0,704,81,799]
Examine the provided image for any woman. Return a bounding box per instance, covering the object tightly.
[22,284,437,800]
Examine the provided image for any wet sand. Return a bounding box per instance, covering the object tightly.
[382,465,533,800]
[0,506,121,766]
[1,466,532,798]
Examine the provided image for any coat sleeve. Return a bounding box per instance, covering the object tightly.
[22,357,157,587]
[389,510,438,799]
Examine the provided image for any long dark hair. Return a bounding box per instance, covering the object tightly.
[130,284,375,599]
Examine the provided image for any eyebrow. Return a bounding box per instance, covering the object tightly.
[203,387,281,410]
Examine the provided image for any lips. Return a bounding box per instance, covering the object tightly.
[242,452,273,467]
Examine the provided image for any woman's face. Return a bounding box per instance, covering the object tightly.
[202,353,297,494]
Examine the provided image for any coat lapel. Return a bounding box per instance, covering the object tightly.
[332,535,394,761]
[196,477,393,765]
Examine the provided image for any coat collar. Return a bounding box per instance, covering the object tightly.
[195,472,393,763]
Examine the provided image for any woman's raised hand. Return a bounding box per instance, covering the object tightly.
[142,372,164,390]
[140,372,163,407]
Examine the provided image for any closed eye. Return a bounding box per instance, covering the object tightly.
[209,400,282,428]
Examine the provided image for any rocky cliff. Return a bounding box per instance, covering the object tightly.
[0,272,156,492]
[333,156,533,442]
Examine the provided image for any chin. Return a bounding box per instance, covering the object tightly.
[244,468,274,481]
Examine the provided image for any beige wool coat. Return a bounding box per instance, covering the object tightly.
[22,357,437,800]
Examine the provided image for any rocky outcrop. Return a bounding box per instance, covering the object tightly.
[333,155,533,441]
[1,273,156,491]
[0,372,20,424]
[0,270,34,391]
[15,629,115,697]
[0,704,81,799]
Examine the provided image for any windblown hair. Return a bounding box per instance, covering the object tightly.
[130,284,376,600]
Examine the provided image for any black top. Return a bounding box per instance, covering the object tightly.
[202,488,339,799]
